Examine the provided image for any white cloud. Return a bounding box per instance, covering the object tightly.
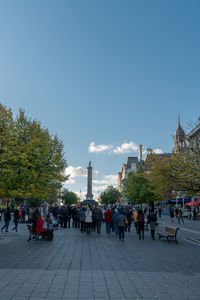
[88,142,113,153]
[153,148,163,154]
[113,141,138,154]
[88,141,139,155]
[65,166,87,178]
[93,175,118,186]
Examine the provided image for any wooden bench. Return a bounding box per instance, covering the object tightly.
[27,224,43,241]
[157,226,179,243]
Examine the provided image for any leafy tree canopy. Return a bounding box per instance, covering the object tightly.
[100,187,121,204]
[0,104,68,202]
[61,189,79,205]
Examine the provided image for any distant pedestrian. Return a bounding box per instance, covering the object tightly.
[104,208,112,234]
[133,209,138,233]
[85,207,93,235]
[137,209,144,240]
[12,209,20,232]
[158,207,162,218]
[116,211,127,242]
[126,208,132,232]
[94,207,103,234]
[169,207,174,222]
[193,208,196,221]
[112,209,119,235]
[1,207,11,233]
[148,210,157,240]
[79,206,86,233]
[178,209,184,224]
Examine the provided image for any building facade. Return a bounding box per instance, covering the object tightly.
[187,117,200,147]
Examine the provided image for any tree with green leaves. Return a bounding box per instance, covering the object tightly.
[146,149,200,198]
[100,187,121,204]
[124,170,157,206]
[61,189,79,205]
[0,105,68,202]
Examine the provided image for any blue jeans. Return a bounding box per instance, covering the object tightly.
[106,222,111,234]
[12,222,19,232]
[113,222,119,235]
[178,216,184,224]
[1,220,10,232]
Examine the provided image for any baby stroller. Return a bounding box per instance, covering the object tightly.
[46,220,54,241]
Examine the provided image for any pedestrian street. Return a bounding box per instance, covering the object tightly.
[0,218,200,300]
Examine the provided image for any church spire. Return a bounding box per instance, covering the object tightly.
[173,115,186,154]
[178,115,180,127]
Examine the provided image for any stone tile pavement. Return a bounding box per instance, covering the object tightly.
[0,217,200,300]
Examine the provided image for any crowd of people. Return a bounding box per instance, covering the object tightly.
[0,203,198,242]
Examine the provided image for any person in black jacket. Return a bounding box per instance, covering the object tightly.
[95,207,103,234]
[1,207,11,233]
[148,210,157,240]
[12,209,20,232]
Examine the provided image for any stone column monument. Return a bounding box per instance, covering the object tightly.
[86,161,93,200]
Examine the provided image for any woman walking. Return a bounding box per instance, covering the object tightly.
[85,207,93,235]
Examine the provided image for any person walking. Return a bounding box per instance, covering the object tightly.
[1,207,11,233]
[94,207,103,234]
[158,207,162,218]
[137,209,145,240]
[116,210,127,242]
[85,207,93,235]
[126,208,132,232]
[12,209,20,232]
[112,209,119,235]
[133,209,138,233]
[178,209,184,224]
[104,208,112,234]
[79,206,86,233]
[169,207,175,222]
[148,210,157,240]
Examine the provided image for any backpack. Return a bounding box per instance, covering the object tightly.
[137,214,144,223]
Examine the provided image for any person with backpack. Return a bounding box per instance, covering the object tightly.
[137,209,145,240]
[1,207,11,233]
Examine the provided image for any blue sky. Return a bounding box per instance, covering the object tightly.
[0,0,200,200]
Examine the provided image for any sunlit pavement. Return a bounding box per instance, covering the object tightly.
[0,218,200,300]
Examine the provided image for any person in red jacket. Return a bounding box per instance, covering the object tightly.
[35,215,47,239]
[104,208,112,234]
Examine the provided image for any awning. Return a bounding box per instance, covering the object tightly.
[160,197,192,205]
[186,199,200,206]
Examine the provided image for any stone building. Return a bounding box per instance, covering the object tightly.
[187,117,200,147]
[118,157,140,193]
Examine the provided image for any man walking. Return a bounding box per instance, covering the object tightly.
[1,207,11,233]
[117,210,127,242]
[95,207,103,234]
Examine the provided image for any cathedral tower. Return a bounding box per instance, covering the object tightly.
[173,115,186,153]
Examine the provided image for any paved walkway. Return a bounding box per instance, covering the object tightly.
[0,217,200,300]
